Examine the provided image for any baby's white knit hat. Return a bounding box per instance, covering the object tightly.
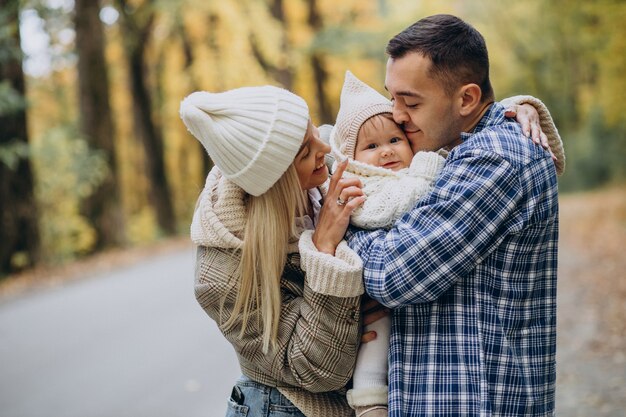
[180,86,309,196]
[331,71,393,160]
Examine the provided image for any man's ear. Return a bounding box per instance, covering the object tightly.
[458,83,482,116]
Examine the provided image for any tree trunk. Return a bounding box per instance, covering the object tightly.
[116,0,176,235]
[176,17,213,177]
[0,0,41,274]
[74,0,126,249]
[306,0,333,123]
[251,0,294,89]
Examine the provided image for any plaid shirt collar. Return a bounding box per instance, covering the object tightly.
[459,102,504,143]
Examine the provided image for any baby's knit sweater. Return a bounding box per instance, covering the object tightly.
[343,151,446,229]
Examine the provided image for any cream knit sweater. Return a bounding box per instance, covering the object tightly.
[340,151,446,229]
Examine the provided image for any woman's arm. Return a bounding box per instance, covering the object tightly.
[194,242,364,393]
[500,95,566,175]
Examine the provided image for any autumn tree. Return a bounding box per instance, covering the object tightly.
[306,0,333,123]
[0,0,41,274]
[74,0,126,249]
[115,0,176,235]
[250,0,294,89]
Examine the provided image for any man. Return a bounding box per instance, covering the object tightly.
[348,14,559,416]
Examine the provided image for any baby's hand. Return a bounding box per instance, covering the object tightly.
[360,295,390,343]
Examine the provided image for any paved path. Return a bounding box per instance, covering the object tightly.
[1,242,623,416]
[0,248,239,417]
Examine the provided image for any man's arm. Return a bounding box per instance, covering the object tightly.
[349,146,523,308]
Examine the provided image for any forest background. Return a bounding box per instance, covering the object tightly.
[1,0,625,274]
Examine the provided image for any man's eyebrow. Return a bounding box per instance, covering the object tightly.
[383,85,423,99]
[397,90,423,98]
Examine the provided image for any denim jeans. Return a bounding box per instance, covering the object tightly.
[225,375,305,417]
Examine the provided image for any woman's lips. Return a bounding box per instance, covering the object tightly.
[313,163,326,174]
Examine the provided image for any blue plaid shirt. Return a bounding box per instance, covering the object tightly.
[348,103,558,417]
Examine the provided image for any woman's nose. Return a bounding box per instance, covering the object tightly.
[320,140,331,154]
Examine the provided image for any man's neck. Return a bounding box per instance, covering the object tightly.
[461,101,494,134]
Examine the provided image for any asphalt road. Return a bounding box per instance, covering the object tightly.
[1,241,623,416]
[0,248,240,417]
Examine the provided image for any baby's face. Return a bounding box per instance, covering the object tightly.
[354,114,414,171]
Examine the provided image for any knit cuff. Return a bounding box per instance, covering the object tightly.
[408,151,446,180]
[347,386,389,407]
[298,230,364,298]
[500,95,566,175]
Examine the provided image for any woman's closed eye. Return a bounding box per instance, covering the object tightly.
[297,147,310,160]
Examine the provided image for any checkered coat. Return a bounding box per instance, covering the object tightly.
[192,167,365,417]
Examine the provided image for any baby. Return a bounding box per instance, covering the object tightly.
[331,71,446,231]
[329,71,446,417]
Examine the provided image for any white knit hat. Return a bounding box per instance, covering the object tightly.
[179,86,309,196]
[331,71,393,160]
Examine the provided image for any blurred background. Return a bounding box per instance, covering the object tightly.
[1,0,625,269]
[0,0,624,416]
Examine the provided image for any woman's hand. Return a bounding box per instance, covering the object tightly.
[312,159,366,255]
[360,295,390,343]
[505,103,556,161]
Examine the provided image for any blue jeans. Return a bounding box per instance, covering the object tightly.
[225,375,305,417]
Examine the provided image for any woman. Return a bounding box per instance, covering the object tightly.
[179,85,559,417]
[181,85,370,417]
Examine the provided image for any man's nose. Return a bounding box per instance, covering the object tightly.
[392,103,409,125]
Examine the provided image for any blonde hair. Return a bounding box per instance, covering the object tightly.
[222,164,307,353]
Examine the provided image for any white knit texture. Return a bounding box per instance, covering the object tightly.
[335,151,446,230]
[190,167,245,249]
[350,314,390,401]
[347,386,389,408]
[298,230,364,298]
[331,71,393,159]
[180,86,309,196]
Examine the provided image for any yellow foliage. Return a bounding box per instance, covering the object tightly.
[126,207,160,245]
[21,0,626,265]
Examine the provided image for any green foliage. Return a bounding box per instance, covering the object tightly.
[0,140,30,170]
[0,78,28,174]
[0,80,26,115]
[0,10,22,65]
[309,25,389,60]
[126,207,160,245]
[31,126,110,262]
[560,108,626,192]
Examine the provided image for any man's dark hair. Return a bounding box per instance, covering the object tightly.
[386,14,494,102]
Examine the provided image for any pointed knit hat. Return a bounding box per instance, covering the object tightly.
[331,71,393,160]
[180,86,309,196]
